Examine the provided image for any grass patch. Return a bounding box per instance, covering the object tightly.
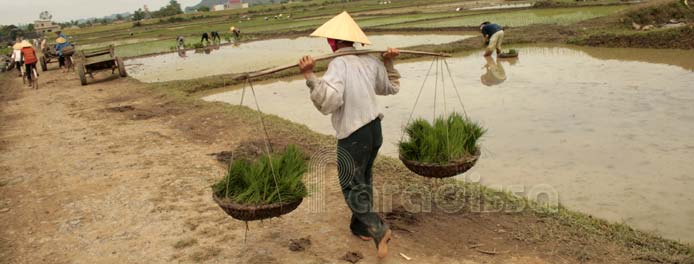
[623,0,694,26]
[569,25,694,49]
[399,112,485,164]
[212,145,308,205]
[0,47,12,56]
[173,238,198,249]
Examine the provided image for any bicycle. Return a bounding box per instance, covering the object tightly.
[22,64,39,90]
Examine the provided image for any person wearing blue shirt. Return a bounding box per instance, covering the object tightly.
[54,32,74,72]
[480,22,505,57]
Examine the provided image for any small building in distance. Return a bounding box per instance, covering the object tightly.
[34,20,61,34]
[213,4,226,11]
[226,0,249,10]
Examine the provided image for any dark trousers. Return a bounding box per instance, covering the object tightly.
[337,118,387,244]
[25,63,36,80]
[15,62,22,74]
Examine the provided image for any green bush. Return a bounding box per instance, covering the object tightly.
[213,145,308,205]
[399,112,485,164]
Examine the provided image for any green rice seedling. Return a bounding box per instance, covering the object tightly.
[508,49,518,55]
[399,112,486,164]
[213,145,308,205]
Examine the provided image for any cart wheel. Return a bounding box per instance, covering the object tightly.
[40,56,48,71]
[116,57,127,77]
[77,65,88,86]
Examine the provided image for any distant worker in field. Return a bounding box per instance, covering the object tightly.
[201,32,210,44]
[480,21,505,57]
[211,31,221,43]
[298,11,399,259]
[230,26,241,40]
[176,35,185,50]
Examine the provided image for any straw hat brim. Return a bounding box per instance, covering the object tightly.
[56,37,67,44]
[310,11,371,45]
[18,40,33,49]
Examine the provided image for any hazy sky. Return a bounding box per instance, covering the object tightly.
[0,0,201,25]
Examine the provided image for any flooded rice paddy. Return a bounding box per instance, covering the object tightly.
[203,45,694,242]
[382,5,627,28]
[125,34,470,83]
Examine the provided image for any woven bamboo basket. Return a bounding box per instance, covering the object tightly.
[213,194,302,221]
[400,149,481,178]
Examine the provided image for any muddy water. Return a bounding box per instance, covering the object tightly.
[203,46,694,242]
[125,34,470,83]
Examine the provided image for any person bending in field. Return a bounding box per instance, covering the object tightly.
[480,21,505,57]
[176,36,185,50]
[298,11,400,259]
[201,32,210,44]
[211,31,221,43]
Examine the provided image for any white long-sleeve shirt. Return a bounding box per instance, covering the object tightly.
[12,49,22,62]
[306,47,401,139]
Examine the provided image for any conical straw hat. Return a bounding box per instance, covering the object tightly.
[56,37,67,44]
[310,11,371,45]
[18,40,33,49]
[13,42,23,50]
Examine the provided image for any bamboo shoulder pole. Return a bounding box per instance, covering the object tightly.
[236,49,450,80]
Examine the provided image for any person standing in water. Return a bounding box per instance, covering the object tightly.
[298,11,400,259]
[480,21,505,57]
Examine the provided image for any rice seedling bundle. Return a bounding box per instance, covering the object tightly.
[399,112,486,165]
[213,145,308,206]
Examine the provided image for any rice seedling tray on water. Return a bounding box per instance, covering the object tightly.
[399,112,485,178]
[499,49,519,58]
[212,145,308,221]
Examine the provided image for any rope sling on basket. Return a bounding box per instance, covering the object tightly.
[398,56,486,179]
[212,78,306,222]
[213,49,455,222]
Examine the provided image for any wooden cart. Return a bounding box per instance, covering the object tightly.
[74,45,126,85]
[40,45,75,71]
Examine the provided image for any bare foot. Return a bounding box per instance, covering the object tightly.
[377,229,392,258]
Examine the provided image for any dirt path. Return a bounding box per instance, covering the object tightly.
[0,70,684,264]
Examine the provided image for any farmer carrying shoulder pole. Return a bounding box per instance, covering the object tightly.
[298,11,399,259]
[480,21,505,57]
